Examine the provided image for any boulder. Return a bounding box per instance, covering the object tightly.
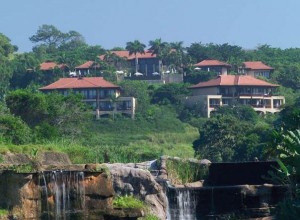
[107,164,167,220]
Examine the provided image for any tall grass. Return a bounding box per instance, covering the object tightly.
[166,158,209,185]
[0,119,199,164]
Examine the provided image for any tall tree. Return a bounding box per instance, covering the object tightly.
[149,38,168,57]
[125,40,146,73]
[0,33,17,100]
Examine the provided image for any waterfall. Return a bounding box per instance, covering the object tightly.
[41,171,85,219]
[165,182,197,220]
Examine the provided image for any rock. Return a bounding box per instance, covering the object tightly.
[2,153,31,165]
[38,152,71,166]
[184,180,204,188]
[107,164,167,220]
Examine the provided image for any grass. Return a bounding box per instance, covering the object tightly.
[0,209,8,217]
[0,118,198,164]
[113,195,145,209]
[166,158,209,185]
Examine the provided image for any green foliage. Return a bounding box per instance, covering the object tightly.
[213,105,259,122]
[166,158,208,184]
[113,195,145,209]
[151,83,190,106]
[138,214,160,220]
[6,89,48,127]
[0,209,8,217]
[8,163,35,173]
[193,105,271,162]
[276,97,300,131]
[5,89,91,138]
[184,70,218,84]
[0,114,32,144]
[118,80,151,116]
[276,199,300,220]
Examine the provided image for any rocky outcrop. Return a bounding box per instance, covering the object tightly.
[107,163,167,220]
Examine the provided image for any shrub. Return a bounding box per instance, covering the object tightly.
[113,195,145,209]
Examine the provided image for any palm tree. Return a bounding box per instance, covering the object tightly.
[149,38,169,73]
[169,41,185,73]
[125,40,146,73]
[149,38,168,57]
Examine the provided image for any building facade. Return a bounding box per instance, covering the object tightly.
[186,75,285,117]
[40,77,136,119]
[99,50,160,76]
[194,59,231,75]
[238,61,274,78]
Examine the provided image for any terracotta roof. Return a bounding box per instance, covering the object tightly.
[243,61,274,70]
[40,61,68,71]
[40,77,120,90]
[99,50,157,61]
[194,59,231,67]
[75,61,99,69]
[189,75,278,89]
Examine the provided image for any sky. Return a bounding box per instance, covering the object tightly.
[1,0,300,52]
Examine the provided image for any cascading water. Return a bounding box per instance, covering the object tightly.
[41,171,85,219]
[165,182,198,220]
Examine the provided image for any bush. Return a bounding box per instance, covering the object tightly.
[113,195,145,209]
[0,114,32,144]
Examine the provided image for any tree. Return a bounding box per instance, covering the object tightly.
[193,106,269,162]
[0,114,32,144]
[149,38,168,57]
[30,24,65,52]
[151,83,190,106]
[118,80,150,117]
[125,40,146,73]
[30,24,86,54]
[0,33,17,100]
[276,97,300,131]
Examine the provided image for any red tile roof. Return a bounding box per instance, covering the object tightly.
[194,59,231,67]
[243,61,274,70]
[75,61,99,69]
[40,77,120,90]
[99,50,157,61]
[189,75,278,89]
[40,61,68,71]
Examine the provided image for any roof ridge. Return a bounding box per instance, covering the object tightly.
[83,77,105,87]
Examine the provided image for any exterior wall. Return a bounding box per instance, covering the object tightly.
[241,69,271,78]
[130,58,160,75]
[95,97,136,119]
[191,87,219,96]
[186,88,285,118]
[197,66,229,75]
[42,88,135,119]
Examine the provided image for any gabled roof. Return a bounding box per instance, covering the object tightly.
[75,61,99,69]
[40,77,120,90]
[40,61,68,71]
[99,50,157,61]
[242,61,274,70]
[194,59,231,67]
[189,75,278,89]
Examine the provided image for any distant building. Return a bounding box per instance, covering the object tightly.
[40,61,69,72]
[194,59,231,75]
[238,61,274,78]
[186,75,285,117]
[40,77,136,119]
[99,50,160,76]
[74,61,100,76]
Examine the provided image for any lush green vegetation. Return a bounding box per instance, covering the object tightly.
[1,25,300,169]
[113,195,146,209]
[166,158,209,184]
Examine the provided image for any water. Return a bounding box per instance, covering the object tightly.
[41,171,85,219]
[166,182,197,220]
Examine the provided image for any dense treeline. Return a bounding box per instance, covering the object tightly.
[1,25,300,166]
